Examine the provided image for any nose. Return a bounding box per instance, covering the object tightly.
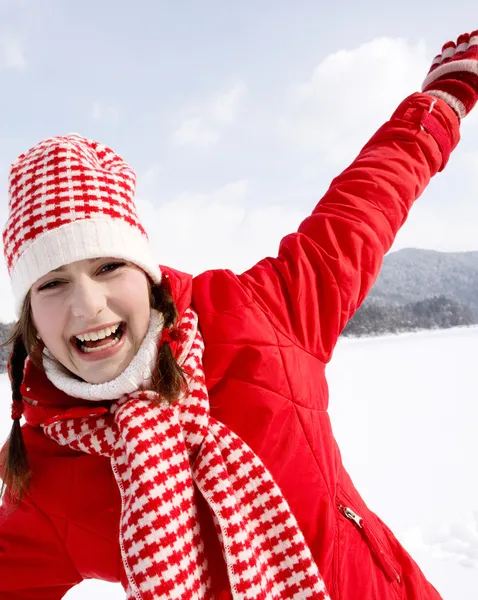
[70,276,107,320]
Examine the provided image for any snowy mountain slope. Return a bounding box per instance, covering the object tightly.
[0,326,476,599]
[370,249,478,317]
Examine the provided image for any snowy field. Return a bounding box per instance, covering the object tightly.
[1,326,477,599]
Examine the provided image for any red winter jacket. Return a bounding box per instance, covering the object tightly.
[0,93,460,599]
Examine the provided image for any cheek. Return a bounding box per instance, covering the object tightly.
[116,278,151,332]
[31,298,66,345]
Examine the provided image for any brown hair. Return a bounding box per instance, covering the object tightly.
[0,280,185,501]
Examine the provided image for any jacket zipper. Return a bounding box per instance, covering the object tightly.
[338,504,401,585]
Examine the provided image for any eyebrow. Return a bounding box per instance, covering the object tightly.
[51,258,102,273]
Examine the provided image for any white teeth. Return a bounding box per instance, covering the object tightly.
[76,323,120,342]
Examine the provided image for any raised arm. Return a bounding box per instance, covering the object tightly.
[239,32,476,362]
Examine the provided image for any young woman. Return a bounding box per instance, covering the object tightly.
[0,31,476,600]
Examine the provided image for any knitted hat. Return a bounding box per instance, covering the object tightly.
[2,133,161,315]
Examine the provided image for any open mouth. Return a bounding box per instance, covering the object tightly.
[72,322,126,354]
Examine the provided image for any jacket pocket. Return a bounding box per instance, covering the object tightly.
[335,487,403,598]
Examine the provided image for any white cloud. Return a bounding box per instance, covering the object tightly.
[172,80,247,149]
[0,203,15,322]
[462,150,478,195]
[140,164,163,187]
[210,81,247,125]
[0,261,15,323]
[135,179,303,274]
[402,512,478,570]
[91,102,121,126]
[466,105,478,125]
[279,37,429,165]
[392,201,478,253]
[0,35,26,70]
[172,117,220,148]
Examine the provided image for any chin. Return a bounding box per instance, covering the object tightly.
[80,365,124,384]
[70,341,134,384]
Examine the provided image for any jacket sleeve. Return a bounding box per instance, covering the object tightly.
[238,93,460,362]
[0,492,82,599]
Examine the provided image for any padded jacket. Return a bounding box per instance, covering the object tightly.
[0,93,460,599]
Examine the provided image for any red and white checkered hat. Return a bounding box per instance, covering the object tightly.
[2,133,162,315]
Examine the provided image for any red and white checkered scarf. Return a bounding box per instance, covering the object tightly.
[42,308,330,599]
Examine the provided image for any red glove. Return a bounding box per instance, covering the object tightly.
[422,31,478,119]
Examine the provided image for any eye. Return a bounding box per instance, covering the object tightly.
[99,262,126,274]
[38,280,62,291]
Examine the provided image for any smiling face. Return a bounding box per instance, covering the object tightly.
[30,257,151,384]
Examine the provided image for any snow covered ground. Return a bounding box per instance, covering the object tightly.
[1,326,477,599]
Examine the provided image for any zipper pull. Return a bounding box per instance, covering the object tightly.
[341,505,363,528]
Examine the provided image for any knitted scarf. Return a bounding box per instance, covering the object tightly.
[41,308,330,600]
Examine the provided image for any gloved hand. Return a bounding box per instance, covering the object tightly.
[422,31,478,119]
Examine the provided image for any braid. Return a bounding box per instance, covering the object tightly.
[151,280,177,329]
[1,338,30,501]
[150,281,187,404]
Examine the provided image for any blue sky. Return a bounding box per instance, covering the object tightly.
[0,1,477,320]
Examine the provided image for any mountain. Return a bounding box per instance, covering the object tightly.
[368,248,478,318]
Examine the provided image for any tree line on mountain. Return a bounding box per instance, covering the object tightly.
[342,295,475,337]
